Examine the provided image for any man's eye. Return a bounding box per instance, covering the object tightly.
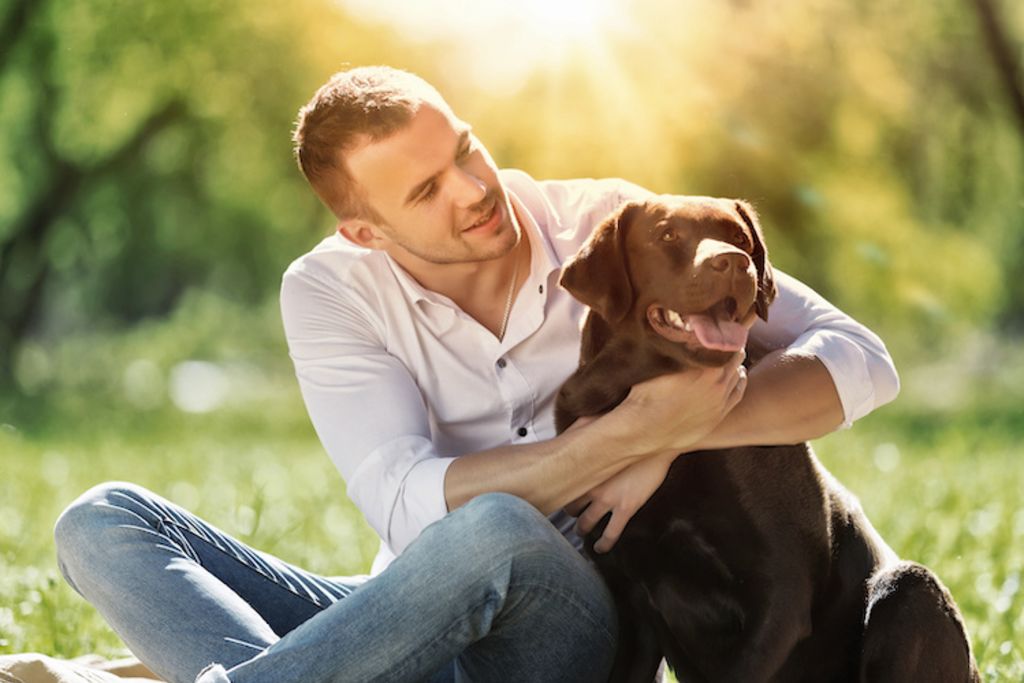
[419,184,438,202]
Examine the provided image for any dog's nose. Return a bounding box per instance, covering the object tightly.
[709,251,751,273]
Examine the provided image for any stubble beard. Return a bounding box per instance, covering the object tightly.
[395,191,520,266]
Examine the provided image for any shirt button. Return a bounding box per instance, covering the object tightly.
[538,284,544,294]
[496,358,507,369]
[517,427,528,437]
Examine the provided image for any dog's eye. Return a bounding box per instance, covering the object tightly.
[733,231,751,251]
[660,228,677,242]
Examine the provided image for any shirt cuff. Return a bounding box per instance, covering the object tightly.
[788,328,875,428]
[346,435,456,556]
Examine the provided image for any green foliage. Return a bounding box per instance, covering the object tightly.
[2,0,1022,372]
[0,0,417,370]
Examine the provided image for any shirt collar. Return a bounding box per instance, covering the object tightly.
[511,189,562,286]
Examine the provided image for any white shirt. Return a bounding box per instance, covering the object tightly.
[280,169,900,573]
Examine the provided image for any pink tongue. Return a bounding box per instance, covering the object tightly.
[685,313,748,352]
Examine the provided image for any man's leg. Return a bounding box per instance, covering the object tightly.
[56,483,617,683]
[54,481,369,682]
[200,492,618,682]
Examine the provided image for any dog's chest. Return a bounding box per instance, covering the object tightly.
[612,445,829,580]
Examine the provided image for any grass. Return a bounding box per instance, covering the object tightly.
[0,295,1021,680]
[0,399,380,658]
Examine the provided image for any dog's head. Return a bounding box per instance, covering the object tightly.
[560,196,777,365]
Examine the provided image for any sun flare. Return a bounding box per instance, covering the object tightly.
[338,0,627,88]
[519,0,619,43]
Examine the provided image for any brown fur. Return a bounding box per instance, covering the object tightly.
[555,197,979,682]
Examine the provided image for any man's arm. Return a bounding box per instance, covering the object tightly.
[694,350,842,450]
[443,355,748,515]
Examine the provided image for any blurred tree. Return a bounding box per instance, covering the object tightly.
[0,0,397,381]
[1,0,1021,386]
[967,0,1024,331]
[970,0,1024,137]
[0,0,188,377]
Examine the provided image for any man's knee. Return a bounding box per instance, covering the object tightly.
[53,481,148,582]
[454,493,554,551]
[459,492,542,523]
[439,493,589,584]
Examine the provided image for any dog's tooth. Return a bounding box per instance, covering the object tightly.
[663,309,688,331]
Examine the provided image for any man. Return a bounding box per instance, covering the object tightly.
[54,66,899,683]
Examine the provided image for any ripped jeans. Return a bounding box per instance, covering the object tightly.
[54,483,617,683]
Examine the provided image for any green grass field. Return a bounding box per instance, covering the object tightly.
[0,299,1021,679]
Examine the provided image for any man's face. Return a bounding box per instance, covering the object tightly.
[342,103,519,266]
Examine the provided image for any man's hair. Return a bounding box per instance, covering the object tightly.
[292,66,451,221]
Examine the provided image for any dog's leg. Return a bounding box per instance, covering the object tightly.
[594,554,664,683]
[709,587,814,683]
[859,561,980,683]
[607,587,664,683]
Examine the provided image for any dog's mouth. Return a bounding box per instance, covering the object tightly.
[647,297,749,352]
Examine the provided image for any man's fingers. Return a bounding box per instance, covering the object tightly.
[575,502,609,537]
[717,350,746,382]
[727,365,748,409]
[593,509,630,554]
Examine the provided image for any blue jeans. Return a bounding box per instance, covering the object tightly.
[54,483,617,683]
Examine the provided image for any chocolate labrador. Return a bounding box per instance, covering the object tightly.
[554,197,979,682]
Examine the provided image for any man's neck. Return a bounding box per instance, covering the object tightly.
[391,230,532,339]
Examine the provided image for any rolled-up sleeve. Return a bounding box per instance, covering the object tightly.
[751,270,900,427]
[280,268,454,555]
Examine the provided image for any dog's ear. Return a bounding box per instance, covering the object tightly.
[560,201,641,325]
[734,200,777,321]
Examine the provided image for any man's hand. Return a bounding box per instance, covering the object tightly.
[561,352,747,553]
[603,351,748,458]
[565,451,677,553]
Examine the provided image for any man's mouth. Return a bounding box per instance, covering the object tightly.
[647,298,750,352]
[464,199,500,233]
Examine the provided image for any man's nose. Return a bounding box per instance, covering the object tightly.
[451,166,488,206]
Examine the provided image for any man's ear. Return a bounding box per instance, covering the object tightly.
[559,201,642,325]
[337,220,388,250]
[734,200,777,321]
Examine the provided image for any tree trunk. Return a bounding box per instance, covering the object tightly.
[969,0,1024,138]
[0,100,187,382]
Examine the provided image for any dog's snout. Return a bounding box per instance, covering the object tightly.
[694,238,752,277]
[709,251,750,273]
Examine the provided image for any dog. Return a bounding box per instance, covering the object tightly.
[554,197,979,682]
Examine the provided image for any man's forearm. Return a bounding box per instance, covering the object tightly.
[443,416,646,516]
[445,356,749,515]
[693,350,844,450]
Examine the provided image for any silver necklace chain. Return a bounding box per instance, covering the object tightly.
[497,246,520,342]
